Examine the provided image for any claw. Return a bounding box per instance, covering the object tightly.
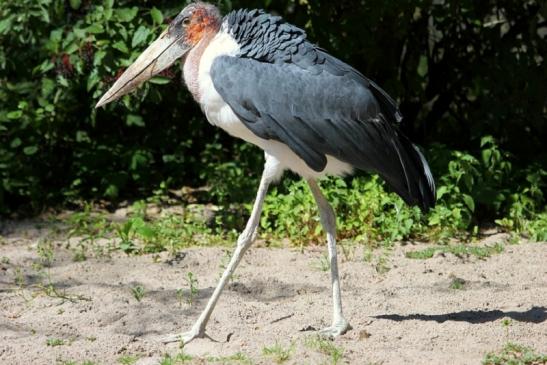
[318,319,350,339]
[160,328,204,345]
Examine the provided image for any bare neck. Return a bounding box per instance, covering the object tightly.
[183,31,216,102]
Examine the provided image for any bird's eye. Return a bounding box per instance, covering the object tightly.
[182,17,191,27]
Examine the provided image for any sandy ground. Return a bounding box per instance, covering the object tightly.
[0,221,546,365]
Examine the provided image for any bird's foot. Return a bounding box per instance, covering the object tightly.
[160,327,206,345]
[319,319,351,339]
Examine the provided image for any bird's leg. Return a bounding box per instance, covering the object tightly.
[308,179,350,338]
[161,163,275,345]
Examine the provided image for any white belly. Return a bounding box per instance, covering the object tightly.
[194,27,353,179]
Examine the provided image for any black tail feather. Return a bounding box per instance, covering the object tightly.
[380,134,436,213]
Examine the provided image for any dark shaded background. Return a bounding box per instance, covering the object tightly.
[0,0,545,216]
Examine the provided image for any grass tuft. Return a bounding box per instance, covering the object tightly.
[483,342,547,365]
[159,352,193,365]
[304,335,344,365]
[406,243,504,260]
[46,338,64,347]
[262,341,294,364]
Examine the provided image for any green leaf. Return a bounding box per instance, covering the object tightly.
[23,146,38,156]
[104,184,119,198]
[131,26,150,48]
[149,77,171,85]
[46,29,63,53]
[480,135,494,147]
[112,41,129,54]
[417,55,428,77]
[93,50,106,66]
[10,138,22,148]
[69,0,81,10]
[0,15,13,34]
[126,114,145,127]
[482,149,492,165]
[37,59,55,73]
[65,43,79,54]
[76,131,90,143]
[86,24,104,34]
[7,111,23,119]
[150,7,163,25]
[73,27,86,39]
[130,151,150,170]
[58,76,69,87]
[115,7,139,22]
[87,69,100,92]
[462,194,475,212]
[39,6,50,23]
[136,224,156,240]
[436,185,448,200]
[104,0,114,9]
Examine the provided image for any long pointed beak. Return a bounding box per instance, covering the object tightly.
[95,30,190,108]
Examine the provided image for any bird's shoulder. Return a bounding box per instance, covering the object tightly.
[223,9,306,63]
[221,9,401,124]
[223,8,364,78]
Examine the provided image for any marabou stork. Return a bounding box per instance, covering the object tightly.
[96,2,436,344]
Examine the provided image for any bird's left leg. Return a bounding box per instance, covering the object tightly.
[161,155,282,345]
[308,179,350,338]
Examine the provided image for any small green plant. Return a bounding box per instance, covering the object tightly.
[118,355,139,365]
[35,269,90,303]
[313,254,330,272]
[374,253,391,274]
[406,243,504,260]
[501,318,512,339]
[176,288,185,307]
[262,341,294,364]
[159,352,193,365]
[46,338,64,347]
[66,205,111,240]
[14,267,25,288]
[130,285,145,302]
[37,239,55,267]
[72,250,87,262]
[206,352,253,364]
[116,220,138,254]
[363,248,373,263]
[1,256,9,264]
[449,276,466,290]
[482,342,547,365]
[184,272,199,305]
[304,335,345,365]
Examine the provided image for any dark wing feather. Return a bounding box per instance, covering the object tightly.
[211,56,435,212]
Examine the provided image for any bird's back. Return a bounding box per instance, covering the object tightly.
[213,9,435,211]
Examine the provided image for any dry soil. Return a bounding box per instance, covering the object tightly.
[0,220,546,364]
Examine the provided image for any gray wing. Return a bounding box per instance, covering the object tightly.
[210,56,435,211]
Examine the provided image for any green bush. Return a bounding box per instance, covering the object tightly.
[0,0,545,243]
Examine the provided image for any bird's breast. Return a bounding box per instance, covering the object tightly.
[193,27,262,145]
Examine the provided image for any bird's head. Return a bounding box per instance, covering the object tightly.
[95,2,221,108]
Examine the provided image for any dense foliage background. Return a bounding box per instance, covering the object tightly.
[0,0,546,240]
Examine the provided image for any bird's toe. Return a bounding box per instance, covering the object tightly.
[160,329,204,345]
[319,320,351,338]
[159,333,182,344]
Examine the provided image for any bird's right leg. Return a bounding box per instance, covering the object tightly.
[161,156,280,345]
[308,179,350,338]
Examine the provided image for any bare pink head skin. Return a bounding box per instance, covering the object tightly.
[95,2,221,108]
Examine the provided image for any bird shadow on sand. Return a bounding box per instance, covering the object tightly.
[373,306,546,324]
